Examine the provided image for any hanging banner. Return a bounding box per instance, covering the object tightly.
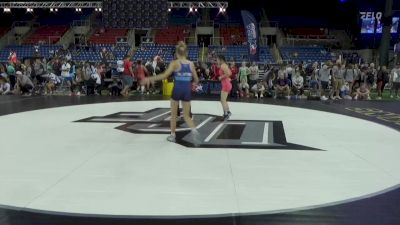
[241,10,260,62]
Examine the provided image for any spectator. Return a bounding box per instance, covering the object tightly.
[8,51,17,64]
[251,79,265,99]
[45,73,60,95]
[0,76,11,95]
[33,58,45,84]
[238,63,250,98]
[274,70,290,99]
[135,60,149,94]
[353,83,370,100]
[376,66,389,100]
[344,64,355,94]
[332,63,344,100]
[292,68,304,98]
[15,71,34,96]
[249,62,259,87]
[318,64,331,101]
[6,63,16,90]
[229,62,239,97]
[108,76,122,96]
[309,63,320,97]
[117,59,124,76]
[121,56,134,97]
[390,64,400,99]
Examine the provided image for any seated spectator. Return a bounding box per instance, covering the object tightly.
[340,83,352,100]
[251,79,265,99]
[108,76,122,96]
[353,83,370,100]
[45,73,60,95]
[15,71,34,96]
[292,69,305,98]
[0,76,11,95]
[274,70,290,99]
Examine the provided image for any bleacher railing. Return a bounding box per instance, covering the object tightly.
[72,20,90,27]
[210,37,224,46]
[196,20,214,27]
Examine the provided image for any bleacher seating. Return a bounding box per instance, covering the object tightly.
[280,46,332,64]
[89,28,128,44]
[133,44,198,62]
[24,25,69,44]
[220,26,246,45]
[0,45,62,62]
[259,47,275,64]
[155,27,190,45]
[209,45,248,62]
[72,43,130,62]
[209,45,275,63]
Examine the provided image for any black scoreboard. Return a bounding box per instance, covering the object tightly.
[102,0,168,29]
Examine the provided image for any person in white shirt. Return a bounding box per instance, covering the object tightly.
[61,60,71,78]
[0,76,11,95]
[249,62,259,87]
[251,79,265,99]
[292,68,304,98]
[116,59,124,75]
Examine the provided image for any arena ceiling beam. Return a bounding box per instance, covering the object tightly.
[0,1,228,9]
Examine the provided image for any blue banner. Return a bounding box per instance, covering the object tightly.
[241,10,260,62]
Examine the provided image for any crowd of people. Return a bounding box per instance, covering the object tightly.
[1,48,400,101]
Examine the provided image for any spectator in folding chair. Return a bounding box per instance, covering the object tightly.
[274,70,290,99]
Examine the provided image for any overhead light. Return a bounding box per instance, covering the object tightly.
[194,8,198,12]
[222,8,226,12]
[26,8,33,12]
[50,8,54,12]
[76,8,82,12]
[98,8,102,12]
[189,7,193,12]
[3,8,11,13]
[95,8,98,11]
[168,8,171,12]
[219,7,223,12]
[55,8,58,12]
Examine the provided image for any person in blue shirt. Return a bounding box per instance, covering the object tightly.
[142,42,200,144]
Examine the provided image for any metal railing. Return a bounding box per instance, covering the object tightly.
[210,37,224,46]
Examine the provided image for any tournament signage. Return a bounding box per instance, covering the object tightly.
[360,11,383,20]
[241,10,260,62]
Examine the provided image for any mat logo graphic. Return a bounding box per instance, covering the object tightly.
[76,108,321,151]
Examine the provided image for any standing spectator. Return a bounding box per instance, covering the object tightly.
[6,63,16,90]
[274,70,290,99]
[332,63,344,100]
[8,51,17,64]
[229,62,239,97]
[249,62,259,88]
[33,58,45,84]
[318,64,331,101]
[117,59,124,77]
[121,56,134,97]
[135,60,149,94]
[292,69,304,98]
[376,66,389,100]
[239,61,250,83]
[390,64,400,99]
[238,64,250,98]
[344,64,356,94]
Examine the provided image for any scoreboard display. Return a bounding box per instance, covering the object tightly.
[102,0,168,29]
